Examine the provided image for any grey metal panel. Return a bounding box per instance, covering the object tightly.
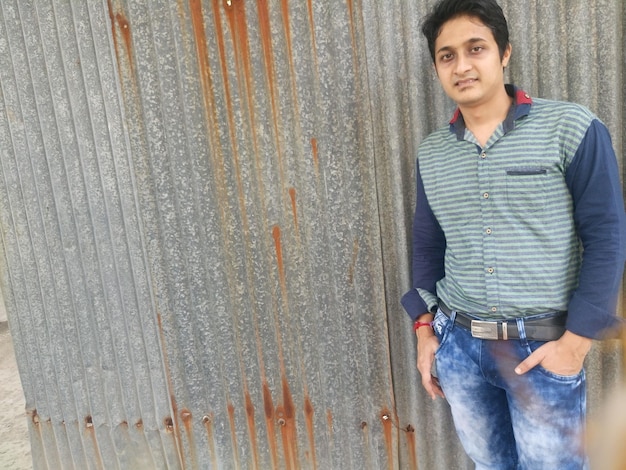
[0,1,622,470]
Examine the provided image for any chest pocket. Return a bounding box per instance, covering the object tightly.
[505,167,547,212]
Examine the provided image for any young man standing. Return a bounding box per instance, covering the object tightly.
[401,0,626,468]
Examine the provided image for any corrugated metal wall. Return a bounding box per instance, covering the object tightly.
[0,1,622,469]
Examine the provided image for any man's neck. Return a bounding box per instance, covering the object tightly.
[458,90,513,147]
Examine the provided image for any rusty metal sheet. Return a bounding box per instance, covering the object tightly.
[0,0,622,469]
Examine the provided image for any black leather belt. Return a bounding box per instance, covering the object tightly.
[438,302,567,341]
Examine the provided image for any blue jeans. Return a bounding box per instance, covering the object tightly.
[432,309,588,470]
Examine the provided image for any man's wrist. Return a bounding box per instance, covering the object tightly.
[414,313,435,338]
[559,330,593,354]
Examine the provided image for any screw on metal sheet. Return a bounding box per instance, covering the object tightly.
[226,0,232,5]
[202,415,211,424]
[136,419,143,429]
[382,414,390,421]
[85,416,94,428]
[164,417,174,432]
[360,421,367,429]
[277,417,286,427]
[32,414,40,425]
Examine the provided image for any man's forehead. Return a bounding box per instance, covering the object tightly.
[435,15,494,48]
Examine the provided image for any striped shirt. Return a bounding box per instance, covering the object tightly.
[401,85,626,339]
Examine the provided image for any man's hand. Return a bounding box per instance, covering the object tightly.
[514,330,592,376]
[415,313,445,400]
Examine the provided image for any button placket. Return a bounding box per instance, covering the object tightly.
[477,147,499,313]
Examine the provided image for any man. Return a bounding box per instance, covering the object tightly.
[401,0,626,468]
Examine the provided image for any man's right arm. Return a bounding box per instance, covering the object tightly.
[402,160,447,399]
[401,160,446,319]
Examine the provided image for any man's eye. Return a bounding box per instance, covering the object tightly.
[440,53,454,62]
[471,46,483,53]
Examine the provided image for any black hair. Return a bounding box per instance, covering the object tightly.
[422,0,510,62]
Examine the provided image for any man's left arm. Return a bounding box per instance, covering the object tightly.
[516,119,626,375]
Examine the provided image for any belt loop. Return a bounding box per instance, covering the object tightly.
[516,318,528,344]
[450,309,457,324]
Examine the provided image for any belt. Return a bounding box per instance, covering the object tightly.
[438,302,567,341]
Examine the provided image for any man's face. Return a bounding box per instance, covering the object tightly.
[433,15,511,110]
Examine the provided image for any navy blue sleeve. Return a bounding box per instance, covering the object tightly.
[401,159,446,321]
[564,119,626,338]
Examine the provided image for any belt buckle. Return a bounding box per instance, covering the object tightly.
[470,320,499,340]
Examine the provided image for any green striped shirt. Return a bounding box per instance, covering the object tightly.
[419,96,591,319]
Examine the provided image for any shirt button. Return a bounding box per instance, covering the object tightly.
[491,306,498,312]
[485,228,492,235]
[483,192,490,199]
[480,152,487,159]
[486,267,494,274]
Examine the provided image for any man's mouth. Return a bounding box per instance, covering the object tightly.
[456,78,477,88]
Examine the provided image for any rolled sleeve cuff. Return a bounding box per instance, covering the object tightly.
[401,288,434,321]
[566,293,624,339]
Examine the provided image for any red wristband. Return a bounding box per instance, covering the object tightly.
[414,320,434,332]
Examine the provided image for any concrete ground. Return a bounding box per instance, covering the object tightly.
[0,304,32,469]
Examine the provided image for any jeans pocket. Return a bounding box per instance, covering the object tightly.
[524,340,583,382]
[432,309,452,353]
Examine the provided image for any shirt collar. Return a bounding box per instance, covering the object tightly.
[449,84,533,139]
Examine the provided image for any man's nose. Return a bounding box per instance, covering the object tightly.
[455,54,472,74]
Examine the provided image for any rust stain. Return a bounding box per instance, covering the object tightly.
[191,7,273,470]
[227,402,241,468]
[344,0,360,91]
[380,410,395,470]
[272,226,286,290]
[181,409,198,468]
[256,0,277,107]
[280,0,292,61]
[180,409,192,430]
[288,188,299,232]
[155,313,185,466]
[275,378,299,470]
[280,0,301,113]
[194,7,314,470]
[29,409,39,426]
[116,14,133,64]
[27,409,44,465]
[106,1,119,64]
[346,0,356,52]
[254,0,288,193]
[310,138,320,175]
[262,381,279,469]
[244,392,260,469]
[84,416,104,469]
[326,409,333,435]
[165,416,175,433]
[106,1,135,77]
[202,414,219,469]
[306,0,319,70]
[405,424,418,470]
[220,0,278,212]
[304,395,317,470]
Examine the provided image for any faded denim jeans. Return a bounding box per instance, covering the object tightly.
[432,309,588,470]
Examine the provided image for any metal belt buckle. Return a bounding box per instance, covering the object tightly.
[470,320,499,340]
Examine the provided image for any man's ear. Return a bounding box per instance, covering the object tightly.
[501,43,512,67]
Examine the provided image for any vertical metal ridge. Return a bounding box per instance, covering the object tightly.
[0,1,623,469]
